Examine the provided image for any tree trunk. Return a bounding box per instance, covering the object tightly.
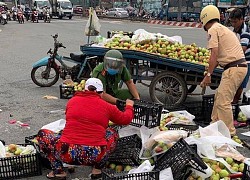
[139,0,143,14]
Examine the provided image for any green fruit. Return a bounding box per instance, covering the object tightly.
[210,173,220,180]
[226,157,234,165]
[143,149,151,158]
[14,148,22,155]
[149,158,154,165]
[232,166,238,172]
[219,169,229,178]
[115,165,123,172]
[219,162,225,169]
[202,158,210,163]
[109,163,116,170]
[124,165,132,171]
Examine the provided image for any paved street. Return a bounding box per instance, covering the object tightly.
[0,17,248,179]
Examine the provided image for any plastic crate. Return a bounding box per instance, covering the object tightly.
[107,135,142,166]
[116,100,163,128]
[166,124,199,136]
[154,138,207,180]
[203,94,241,123]
[0,144,42,179]
[242,161,250,180]
[59,84,74,99]
[25,135,51,170]
[102,169,159,180]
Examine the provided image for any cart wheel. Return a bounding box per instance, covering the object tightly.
[149,71,187,107]
[187,85,197,93]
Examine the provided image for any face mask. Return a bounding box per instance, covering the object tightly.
[107,68,119,75]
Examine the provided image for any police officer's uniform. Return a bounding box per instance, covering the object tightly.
[208,22,247,135]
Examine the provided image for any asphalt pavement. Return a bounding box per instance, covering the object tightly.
[0,17,249,180]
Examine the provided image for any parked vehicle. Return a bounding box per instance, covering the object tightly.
[106,8,129,18]
[17,11,24,23]
[12,10,17,21]
[73,5,82,14]
[31,9,39,22]
[6,10,11,21]
[0,10,7,25]
[50,0,73,19]
[31,34,98,87]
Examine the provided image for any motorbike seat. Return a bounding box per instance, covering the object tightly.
[70,52,86,62]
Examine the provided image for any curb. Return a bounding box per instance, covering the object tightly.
[147,19,203,28]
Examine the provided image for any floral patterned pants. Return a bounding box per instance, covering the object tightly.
[37,128,118,174]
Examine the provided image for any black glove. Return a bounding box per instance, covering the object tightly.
[116,99,125,111]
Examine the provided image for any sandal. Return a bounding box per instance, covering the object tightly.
[46,171,67,180]
[67,166,75,173]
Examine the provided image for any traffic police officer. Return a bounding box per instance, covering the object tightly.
[200,5,248,135]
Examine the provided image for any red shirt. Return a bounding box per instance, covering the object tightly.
[60,91,134,146]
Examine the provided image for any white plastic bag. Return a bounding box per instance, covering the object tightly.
[0,141,6,158]
[199,120,231,138]
[128,160,154,174]
[85,8,101,36]
[41,119,66,133]
[160,168,174,180]
[161,110,196,125]
[118,125,141,138]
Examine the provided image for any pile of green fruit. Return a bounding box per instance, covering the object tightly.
[201,157,245,180]
[104,35,210,66]
[61,80,86,99]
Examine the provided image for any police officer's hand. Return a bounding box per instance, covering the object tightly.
[126,99,134,106]
[200,75,211,88]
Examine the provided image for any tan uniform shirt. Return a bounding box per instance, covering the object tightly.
[207,22,245,67]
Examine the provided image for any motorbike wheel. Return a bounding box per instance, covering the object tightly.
[31,66,59,87]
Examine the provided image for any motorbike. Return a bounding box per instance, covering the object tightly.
[6,10,11,21]
[0,11,7,25]
[12,10,17,21]
[17,11,24,23]
[44,11,50,23]
[31,10,38,23]
[31,34,98,87]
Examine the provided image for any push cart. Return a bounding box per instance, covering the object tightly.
[80,45,223,107]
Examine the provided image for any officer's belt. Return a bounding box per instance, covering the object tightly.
[224,58,247,71]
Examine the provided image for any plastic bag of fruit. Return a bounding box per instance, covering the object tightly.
[215,144,246,162]
[139,126,188,158]
[160,110,196,126]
